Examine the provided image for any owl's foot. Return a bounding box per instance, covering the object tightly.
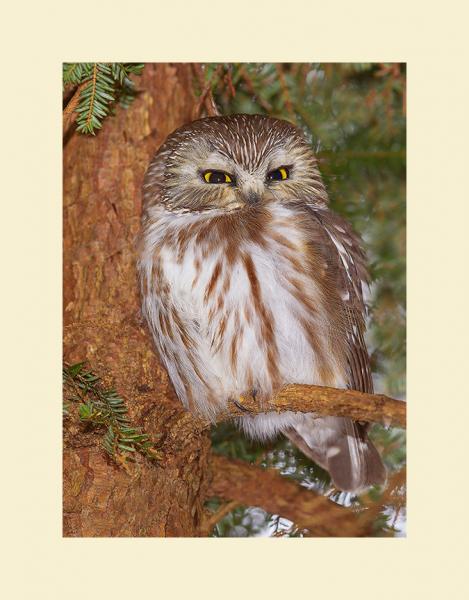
[233,398,252,413]
[233,389,258,412]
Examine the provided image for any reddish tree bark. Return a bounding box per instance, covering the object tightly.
[63,64,212,537]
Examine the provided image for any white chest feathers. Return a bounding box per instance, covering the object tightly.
[139,204,347,421]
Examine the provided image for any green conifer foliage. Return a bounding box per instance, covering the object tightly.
[63,63,144,134]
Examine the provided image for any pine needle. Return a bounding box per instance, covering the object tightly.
[62,63,144,135]
[63,361,162,466]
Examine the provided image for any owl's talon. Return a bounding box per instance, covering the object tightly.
[233,399,252,413]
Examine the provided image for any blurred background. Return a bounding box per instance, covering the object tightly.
[202,63,406,537]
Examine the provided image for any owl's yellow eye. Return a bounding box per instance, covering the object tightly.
[267,166,289,181]
[202,170,233,184]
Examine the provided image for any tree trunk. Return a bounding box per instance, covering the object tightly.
[63,63,211,537]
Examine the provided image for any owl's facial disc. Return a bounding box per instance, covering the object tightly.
[153,115,329,213]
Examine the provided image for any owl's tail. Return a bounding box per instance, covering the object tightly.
[284,415,386,493]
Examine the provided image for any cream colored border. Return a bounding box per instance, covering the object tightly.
[3,0,468,598]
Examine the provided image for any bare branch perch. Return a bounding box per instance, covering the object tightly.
[215,384,406,429]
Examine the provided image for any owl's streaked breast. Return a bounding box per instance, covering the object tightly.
[139,202,348,424]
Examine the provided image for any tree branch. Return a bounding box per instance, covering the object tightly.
[191,64,221,119]
[238,66,273,112]
[63,81,88,136]
[205,454,374,537]
[214,384,406,429]
[205,454,406,537]
[199,499,241,537]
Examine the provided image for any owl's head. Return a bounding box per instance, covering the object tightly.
[143,114,328,213]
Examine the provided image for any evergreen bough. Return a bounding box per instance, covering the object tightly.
[63,361,161,465]
[63,63,144,135]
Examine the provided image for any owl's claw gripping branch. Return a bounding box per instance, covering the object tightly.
[221,384,406,429]
[232,397,254,413]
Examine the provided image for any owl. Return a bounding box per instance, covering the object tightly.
[138,114,386,492]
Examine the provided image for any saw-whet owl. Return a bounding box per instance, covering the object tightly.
[138,114,386,492]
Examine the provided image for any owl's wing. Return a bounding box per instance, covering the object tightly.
[309,207,373,394]
[282,206,385,492]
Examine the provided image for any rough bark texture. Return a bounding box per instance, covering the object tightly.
[63,64,212,537]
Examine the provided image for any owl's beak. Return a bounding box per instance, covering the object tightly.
[244,190,261,206]
[241,182,266,206]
